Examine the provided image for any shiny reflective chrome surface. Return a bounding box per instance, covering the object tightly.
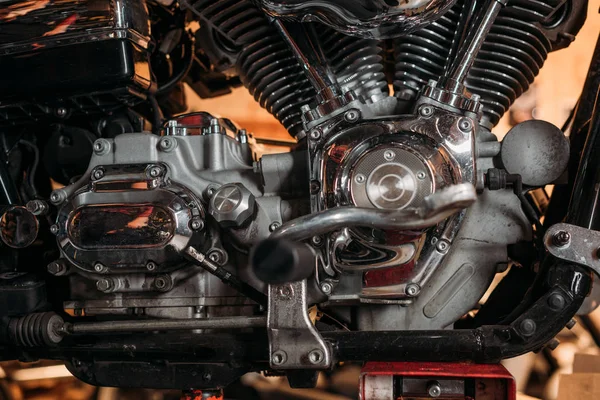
[257,0,458,39]
[56,164,204,274]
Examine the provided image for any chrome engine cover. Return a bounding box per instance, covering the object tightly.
[256,0,458,38]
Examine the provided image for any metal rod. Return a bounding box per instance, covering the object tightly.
[185,246,268,306]
[67,316,267,335]
[273,19,341,101]
[271,184,476,242]
[444,0,506,88]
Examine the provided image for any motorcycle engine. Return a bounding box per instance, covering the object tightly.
[43,0,582,330]
[7,0,582,387]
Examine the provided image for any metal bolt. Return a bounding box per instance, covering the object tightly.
[419,105,433,117]
[155,276,170,291]
[552,230,571,247]
[146,262,157,271]
[27,200,49,216]
[546,338,560,351]
[417,171,427,180]
[269,222,281,232]
[312,236,323,247]
[93,139,110,155]
[96,279,112,292]
[471,93,481,102]
[271,350,287,366]
[309,129,321,141]
[436,240,449,253]
[383,150,395,161]
[202,373,212,382]
[547,293,566,310]
[47,261,66,276]
[310,180,321,194]
[308,349,324,365]
[301,104,311,113]
[519,319,536,336]
[50,224,59,235]
[320,282,333,294]
[56,107,68,118]
[344,110,360,122]
[427,79,438,88]
[49,190,65,205]
[190,219,204,231]
[277,285,293,299]
[159,137,176,152]
[94,263,106,273]
[458,118,473,132]
[405,283,420,297]
[92,168,105,180]
[208,251,222,264]
[427,381,442,398]
[354,174,366,184]
[206,185,219,198]
[149,166,162,178]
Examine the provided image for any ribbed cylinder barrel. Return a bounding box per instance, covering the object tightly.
[188,0,316,136]
[394,0,561,126]
[320,28,388,103]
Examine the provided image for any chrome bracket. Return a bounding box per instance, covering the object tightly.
[544,223,600,276]
[267,280,332,369]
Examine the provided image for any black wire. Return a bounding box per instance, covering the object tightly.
[156,35,195,95]
[148,95,164,136]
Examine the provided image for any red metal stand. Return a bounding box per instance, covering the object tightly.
[359,362,516,400]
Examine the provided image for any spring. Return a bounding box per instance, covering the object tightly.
[394,0,562,126]
[320,28,388,103]
[186,0,316,136]
[8,312,64,347]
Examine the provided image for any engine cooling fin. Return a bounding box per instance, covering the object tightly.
[319,28,388,103]
[393,0,584,127]
[186,0,316,136]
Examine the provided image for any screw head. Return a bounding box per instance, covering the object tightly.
[190,219,204,231]
[49,190,65,205]
[458,118,473,132]
[320,282,333,294]
[344,110,360,122]
[271,350,287,366]
[277,285,293,299]
[519,318,536,336]
[310,180,321,194]
[148,166,162,178]
[159,137,176,152]
[553,230,571,247]
[427,79,438,88]
[50,224,60,235]
[92,168,105,180]
[146,261,157,271]
[154,275,172,291]
[436,240,449,253]
[269,222,281,232]
[405,283,420,297]
[208,250,223,264]
[427,381,442,398]
[93,139,110,155]
[96,279,112,292]
[308,349,324,365]
[417,171,427,180]
[309,129,321,141]
[383,150,395,161]
[47,261,66,276]
[419,105,433,117]
[548,293,566,310]
[56,107,68,118]
[311,236,323,247]
[94,263,106,273]
[354,174,366,184]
